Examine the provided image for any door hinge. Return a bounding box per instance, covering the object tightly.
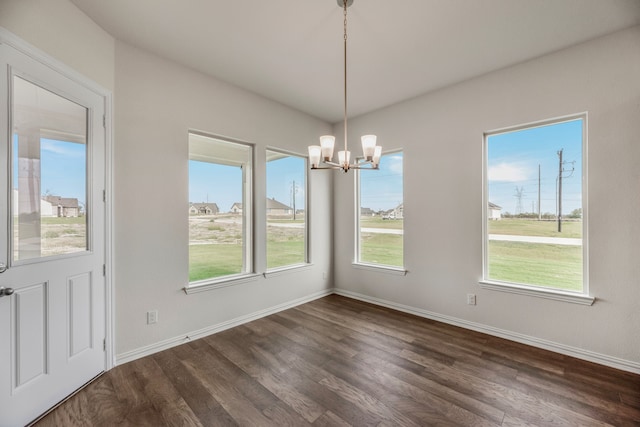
[103,189,106,202]
[103,264,106,277]
[103,115,106,128]
[103,338,106,351]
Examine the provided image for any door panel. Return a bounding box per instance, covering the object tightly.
[0,42,106,427]
[13,282,48,388]
[68,272,93,357]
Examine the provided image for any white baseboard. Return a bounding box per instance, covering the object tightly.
[116,286,640,375]
[333,288,640,375]
[115,289,333,365]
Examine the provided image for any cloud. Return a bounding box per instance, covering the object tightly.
[41,140,85,157]
[488,163,529,182]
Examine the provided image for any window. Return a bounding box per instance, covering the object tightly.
[266,149,307,269]
[356,151,404,269]
[188,132,253,283]
[12,76,89,261]
[483,115,587,297]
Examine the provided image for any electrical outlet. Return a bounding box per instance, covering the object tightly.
[147,310,158,324]
[467,294,476,305]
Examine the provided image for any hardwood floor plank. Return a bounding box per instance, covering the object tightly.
[324,354,503,426]
[312,410,352,426]
[152,348,237,426]
[204,329,326,423]
[34,295,640,426]
[127,358,203,427]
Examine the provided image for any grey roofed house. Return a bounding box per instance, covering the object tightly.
[488,202,502,220]
[230,202,242,213]
[43,195,80,218]
[266,197,292,215]
[189,202,219,215]
[361,207,374,216]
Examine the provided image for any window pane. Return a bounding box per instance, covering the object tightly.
[266,150,306,269]
[358,151,403,267]
[188,133,252,282]
[486,118,584,292]
[12,76,88,261]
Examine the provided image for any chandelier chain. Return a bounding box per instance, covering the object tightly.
[343,0,348,162]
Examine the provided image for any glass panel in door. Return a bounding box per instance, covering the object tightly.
[12,75,88,261]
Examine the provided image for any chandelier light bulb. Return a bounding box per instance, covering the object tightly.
[361,135,377,160]
[308,145,322,168]
[338,150,351,167]
[320,135,336,161]
[372,145,382,166]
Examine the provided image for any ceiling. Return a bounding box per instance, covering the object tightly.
[70,0,640,123]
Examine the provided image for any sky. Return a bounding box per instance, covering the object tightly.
[190,150,403,214]
[487,118,583,216]
[266,155,305,211]
[360,152,403,212]
[13,136,87,207]
[18,123,577,218]
[189,154,306,213]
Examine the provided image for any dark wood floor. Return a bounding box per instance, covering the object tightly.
[35,295,640,426]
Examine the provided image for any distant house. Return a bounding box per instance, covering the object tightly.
[43,195,80,217]
[12,189,60,217]
[230,203,242,214]
[382,203,404,220]
[266,198,292,216]
[361,207,375,216]
[488,202,502,220]
[189,202,219,215]
[394,203,403,219]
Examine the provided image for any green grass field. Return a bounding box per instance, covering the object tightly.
[488,219,582,238]
[359,233,403,267]
[266,240,305,269]
[487,241,583,291]
[189,244,243,282]
[189,216,583,290]
[189,237,306,281]
[360,217,404,229]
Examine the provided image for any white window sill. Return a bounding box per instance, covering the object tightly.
[352,262,408,276]
[479,280,595,306]
[184,273,261,294]
[264,263,313,278]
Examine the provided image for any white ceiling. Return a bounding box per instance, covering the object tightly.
[70,0,640,123]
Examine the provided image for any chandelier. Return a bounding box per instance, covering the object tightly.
[308,0,381,172]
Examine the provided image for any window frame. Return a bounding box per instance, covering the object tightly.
[480,113,593,305]
[185,131,257,294]
[265,147,310,273]
[354,148,406,274]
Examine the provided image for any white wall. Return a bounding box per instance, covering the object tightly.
[113,41,333,357]
[0,0,115,91]
[334,26,640,370]
[1,0,333,361]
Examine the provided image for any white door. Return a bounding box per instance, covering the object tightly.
[0,43,106,426]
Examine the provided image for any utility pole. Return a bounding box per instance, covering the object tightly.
[557,149,563,232]
[514,186,525,215]
[290,180,297,220]
[538,164,541,221]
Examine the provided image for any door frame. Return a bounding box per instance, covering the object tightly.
[0,26,115,370]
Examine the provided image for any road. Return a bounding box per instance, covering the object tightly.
[488,234,581,246]
[266,222,581,245]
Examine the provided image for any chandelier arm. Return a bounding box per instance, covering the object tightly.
[311,164,343,170]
